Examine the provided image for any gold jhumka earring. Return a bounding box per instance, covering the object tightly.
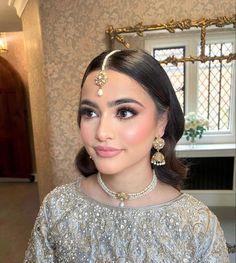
[94,50,120,96]
[151,137,165,166]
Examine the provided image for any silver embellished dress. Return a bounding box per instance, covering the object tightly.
[24,181,229,263]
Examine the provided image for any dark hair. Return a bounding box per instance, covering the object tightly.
[75,49,187,189]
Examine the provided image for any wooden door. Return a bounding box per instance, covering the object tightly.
[0,57,33,180]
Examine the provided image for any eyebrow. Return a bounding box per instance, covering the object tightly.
[80,99,98,108]
[80,98,144,108]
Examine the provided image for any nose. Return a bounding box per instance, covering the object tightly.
[95,115,114,141]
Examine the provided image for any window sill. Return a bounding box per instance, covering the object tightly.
[176,143,236,158]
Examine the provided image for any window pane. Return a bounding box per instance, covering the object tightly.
[197,42,233,131]
[153,47,185,112]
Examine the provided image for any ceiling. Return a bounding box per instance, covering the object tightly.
[0,0,22,32]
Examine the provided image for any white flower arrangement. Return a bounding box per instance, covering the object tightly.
[184,112,209,143]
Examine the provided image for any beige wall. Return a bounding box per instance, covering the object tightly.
[1,32,28,85]
[21,0,235,201]
[22,0,53,200]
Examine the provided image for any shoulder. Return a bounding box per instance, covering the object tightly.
[44,181,81,204]
[177,193,219,235]
[178,193,216,219]
[40,180,85,223]
[178,193,208,209]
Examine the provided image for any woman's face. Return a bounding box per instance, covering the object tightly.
[79,70,166,175]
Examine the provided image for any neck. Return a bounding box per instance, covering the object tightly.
[98,167,154,194]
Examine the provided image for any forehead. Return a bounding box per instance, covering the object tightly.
[81,70,153,102]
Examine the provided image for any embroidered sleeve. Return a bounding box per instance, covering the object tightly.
[196,209,229,263]
[23,201,56,263]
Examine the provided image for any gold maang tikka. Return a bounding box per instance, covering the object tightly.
[95,50,120,96]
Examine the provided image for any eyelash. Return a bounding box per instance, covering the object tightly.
[79,108,97,118]
[116,107,138,119]
[79,106,138,120]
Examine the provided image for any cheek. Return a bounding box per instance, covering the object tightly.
[79,122,94,144]
[120,120,156,144]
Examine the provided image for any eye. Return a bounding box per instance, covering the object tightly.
[116,107,137,119]
[79,107,98,119]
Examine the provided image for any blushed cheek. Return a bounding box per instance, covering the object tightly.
[120,122,155,144]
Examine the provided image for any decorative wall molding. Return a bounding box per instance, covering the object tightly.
[107,15,236,65]
[8,0,29,17]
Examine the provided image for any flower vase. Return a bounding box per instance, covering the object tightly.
[190,137,196,148]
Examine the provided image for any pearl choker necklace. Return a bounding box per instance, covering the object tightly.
[97,171,158,207]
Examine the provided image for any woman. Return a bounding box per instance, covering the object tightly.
[24,49,229,262]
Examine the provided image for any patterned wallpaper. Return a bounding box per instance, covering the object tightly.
[22,0,54,200]
[22,0,235,199]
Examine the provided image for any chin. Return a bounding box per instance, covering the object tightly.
[94,162,124,175]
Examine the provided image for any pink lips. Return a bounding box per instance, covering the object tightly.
[94,146,122,157]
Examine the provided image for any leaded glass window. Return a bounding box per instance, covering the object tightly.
[197,42,233,131]
[154,47,185,112]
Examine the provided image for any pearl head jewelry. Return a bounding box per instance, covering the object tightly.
[94,50,120,96]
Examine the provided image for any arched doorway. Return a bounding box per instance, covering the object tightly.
[0,56,34,181]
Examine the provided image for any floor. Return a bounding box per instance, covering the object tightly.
[0,182,40,263]
[0,182,235,263]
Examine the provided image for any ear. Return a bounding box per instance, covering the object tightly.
[155,110,168,138]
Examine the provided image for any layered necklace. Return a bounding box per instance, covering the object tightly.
[97,170,158,207]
